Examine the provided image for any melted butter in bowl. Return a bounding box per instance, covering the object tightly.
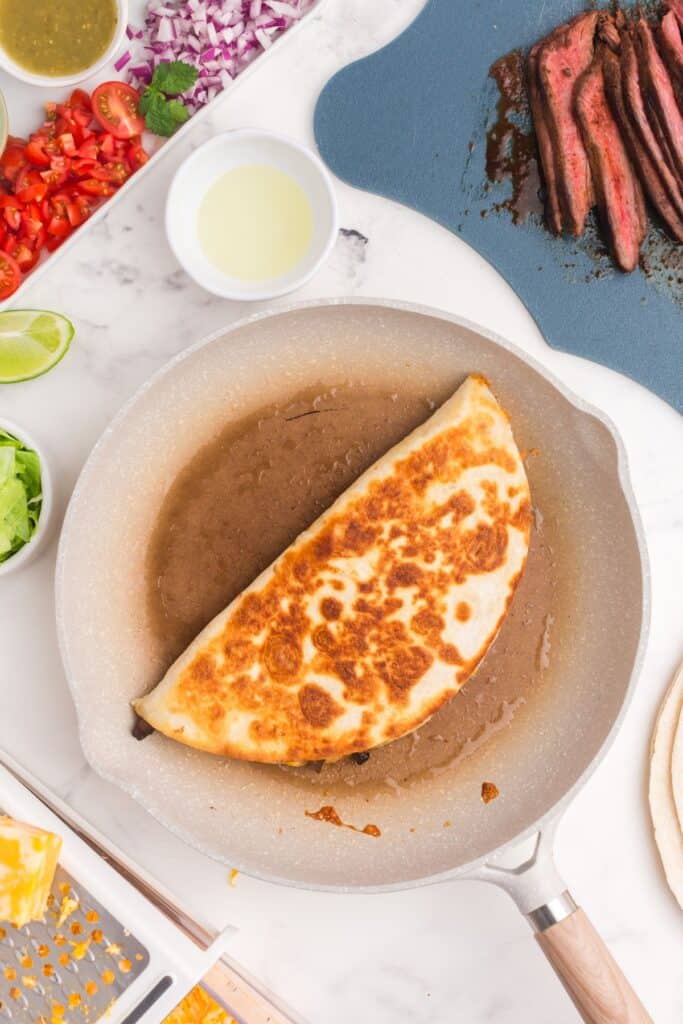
[166,130,338,300]
[198,164,313,281]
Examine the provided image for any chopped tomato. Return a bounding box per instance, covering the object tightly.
[20,205,43,239]
[77,178,115,197]
[69,89,91,111]
[57,133,77,156]
[92,82,144,140]
[3,238,39,272]
[16,182,48,204]
[25,138,52,167]
[99,134,115,158]
[126,141,149,171]
[0,144,27,183]
[14,166,42,192]
[89,161,129,184]
[0,195,22,232]
[0,250,21,298]
[76,139,100,160]
[45,234,65,252]
[0,86,149,294]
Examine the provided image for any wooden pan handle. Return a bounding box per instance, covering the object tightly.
[536,908,652,1024]
[202,956,303,1024]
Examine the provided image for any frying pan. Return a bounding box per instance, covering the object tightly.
[56,300,651,1023]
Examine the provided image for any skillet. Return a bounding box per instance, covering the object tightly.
[57,299,651,1022]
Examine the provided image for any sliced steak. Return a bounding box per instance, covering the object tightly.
[667,0,683,34]
[538,11,599,235]
[598,12,621,54]
[634,19,683,179]
[621,30,683,219]
[527,43,563,233]
[604,48,683,241]
[575,54,646,271]
[659,11,683,108]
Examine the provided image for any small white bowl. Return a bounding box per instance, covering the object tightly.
[0,419,52,577]
[0,0,128,89]
[166,129,339,301]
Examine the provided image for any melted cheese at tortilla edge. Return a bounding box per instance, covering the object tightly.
[135,375,531,763]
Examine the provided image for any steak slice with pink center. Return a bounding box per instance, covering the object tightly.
[538,11,599,235]
[575,54,646,271]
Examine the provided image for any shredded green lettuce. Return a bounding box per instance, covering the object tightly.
[0,429,42,563]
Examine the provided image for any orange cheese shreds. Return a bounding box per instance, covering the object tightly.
[0,817,62,928]
[164,985,237,1024]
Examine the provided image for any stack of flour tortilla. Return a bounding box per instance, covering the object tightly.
[650,662,683,908]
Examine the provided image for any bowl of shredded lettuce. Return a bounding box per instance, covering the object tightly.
[0,420,51,575]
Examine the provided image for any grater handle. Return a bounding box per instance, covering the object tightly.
[202,955,306,1024]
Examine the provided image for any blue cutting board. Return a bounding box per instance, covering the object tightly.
[314,0,682,411]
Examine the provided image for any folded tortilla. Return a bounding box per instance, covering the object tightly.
[135,375,531,763]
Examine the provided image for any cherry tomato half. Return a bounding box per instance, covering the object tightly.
[0,250,21,298]
[91,82,144,141]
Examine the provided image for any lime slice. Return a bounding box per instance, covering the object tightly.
[0,310,74,383]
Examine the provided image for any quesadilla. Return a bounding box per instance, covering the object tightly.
[134,375,531,764]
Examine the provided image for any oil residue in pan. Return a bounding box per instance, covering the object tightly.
[146,384,434,667]
[146,383,555,791]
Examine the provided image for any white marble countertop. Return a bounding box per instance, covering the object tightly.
[0,1,682,1021]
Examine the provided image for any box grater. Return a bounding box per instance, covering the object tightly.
[0,755,305,1024]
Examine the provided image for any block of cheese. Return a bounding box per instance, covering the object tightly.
[165,986,235,1024]
[0,816,62,928]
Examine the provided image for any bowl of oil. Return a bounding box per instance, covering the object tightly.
[165,129,338,301]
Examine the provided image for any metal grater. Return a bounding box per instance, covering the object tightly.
[0,860,149,1023]
[0,757,304,1024]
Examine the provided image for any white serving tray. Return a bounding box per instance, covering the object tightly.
[0,0,323,311]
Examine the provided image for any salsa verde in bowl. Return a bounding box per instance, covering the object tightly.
[0,0,127,87]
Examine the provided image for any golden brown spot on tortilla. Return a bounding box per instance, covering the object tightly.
[321,597,342,620]
[191,656,213,682]
[376,644,433,700]
[481,781,500,804]
[387,562,422,588]
[299,685,342,728]
[312,625,336,653]
[439,644,462,665]
[263,633,301,680]
[463,523,508,573]
[456,602,471,621]
[412,608,444,635]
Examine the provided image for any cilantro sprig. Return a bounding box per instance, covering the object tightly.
[139,61,199,137]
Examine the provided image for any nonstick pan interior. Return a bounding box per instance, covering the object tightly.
[56,301,645,889]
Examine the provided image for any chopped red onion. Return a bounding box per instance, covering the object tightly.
[125,0,316,116]
[114,50,132,71]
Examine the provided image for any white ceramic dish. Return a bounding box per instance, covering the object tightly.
[165,129,338,300]
[0,0,128,89]
[0,417,52,577]
[0,0,325,311]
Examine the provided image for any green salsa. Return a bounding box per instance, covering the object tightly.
[0,0,118,77]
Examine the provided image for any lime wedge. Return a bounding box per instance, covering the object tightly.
[0,310,74,383]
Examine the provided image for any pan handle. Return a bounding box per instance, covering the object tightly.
[532,902,653,1024]
[468,827,653,1023]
